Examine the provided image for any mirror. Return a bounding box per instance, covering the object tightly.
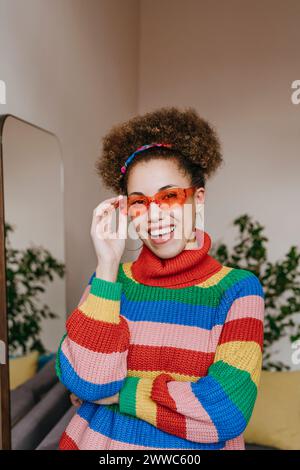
[0,115,66,449]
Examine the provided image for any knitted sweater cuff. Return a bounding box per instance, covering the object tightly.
[79,276,122,323]
[119,376,141,416]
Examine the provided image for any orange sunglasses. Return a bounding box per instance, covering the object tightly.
[122,186,196,218]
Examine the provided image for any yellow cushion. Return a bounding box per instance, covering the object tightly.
[9,350,39,390]
[244,370,300,450]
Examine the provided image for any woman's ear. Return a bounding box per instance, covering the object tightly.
[194,187,205,205]
[194,188,205,232]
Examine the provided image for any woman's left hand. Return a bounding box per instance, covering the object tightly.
[70,392,83,407]
[69,392,119,406]
[92,392,119,405]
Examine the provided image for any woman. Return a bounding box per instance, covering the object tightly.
[56,106,265,450]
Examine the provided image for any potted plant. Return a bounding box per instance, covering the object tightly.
[5,222,65,389]
[210,214,300,371]
[212,215,300,449]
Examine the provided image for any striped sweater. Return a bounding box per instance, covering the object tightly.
[56,231,265,450]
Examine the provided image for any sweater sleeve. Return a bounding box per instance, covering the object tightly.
[118,271,264,444]
[55,270,130,401]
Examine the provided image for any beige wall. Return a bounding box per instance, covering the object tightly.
[0,0,140,325]
[138,0,300,368]
[1,0,299,366]
[139,0,300,256]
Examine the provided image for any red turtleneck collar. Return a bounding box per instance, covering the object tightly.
[131,230,223,288]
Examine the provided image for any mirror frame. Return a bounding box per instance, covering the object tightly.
[0,114,63,450]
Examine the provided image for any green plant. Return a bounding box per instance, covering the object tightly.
[210,214,300,371]
[5,222,66,357]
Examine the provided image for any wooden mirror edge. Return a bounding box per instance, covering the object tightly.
[0,113,11,450]
[0,114,64,450]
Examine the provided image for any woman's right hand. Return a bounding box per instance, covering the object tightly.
[90,195,127,271]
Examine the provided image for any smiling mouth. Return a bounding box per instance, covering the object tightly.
[148,225,175,238]
[147,226,176,246]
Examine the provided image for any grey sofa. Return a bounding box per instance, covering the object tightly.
[10,357,71,450]
[10,358,276,450]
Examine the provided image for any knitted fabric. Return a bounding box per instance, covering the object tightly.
[56,231,264,450]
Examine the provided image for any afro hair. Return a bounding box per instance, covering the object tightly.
[95,106,223,195]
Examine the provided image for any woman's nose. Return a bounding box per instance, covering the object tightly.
[148,201,161,219]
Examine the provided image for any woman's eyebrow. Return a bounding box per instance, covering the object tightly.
[128,184,176,196]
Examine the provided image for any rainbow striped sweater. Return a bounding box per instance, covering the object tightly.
[56,231,265,450]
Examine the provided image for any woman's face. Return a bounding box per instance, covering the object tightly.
[126,158,205,259]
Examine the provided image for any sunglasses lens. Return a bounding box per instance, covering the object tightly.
[126,188,189,218]
[127,196,148,217]
[157,188,186,207]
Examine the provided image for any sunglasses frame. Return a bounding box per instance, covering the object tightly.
[126,186,196,216]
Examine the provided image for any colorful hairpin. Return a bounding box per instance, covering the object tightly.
[120,143,173,175]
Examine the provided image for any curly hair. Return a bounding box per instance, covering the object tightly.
[95,106,223,195]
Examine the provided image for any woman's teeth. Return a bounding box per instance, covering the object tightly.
[150,226,175,238]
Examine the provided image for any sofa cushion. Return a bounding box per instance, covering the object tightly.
[10,357,58,426]
[10,387,36,427]
[9,350,39,390]
[244,370,300,450]
[21,357,58,402]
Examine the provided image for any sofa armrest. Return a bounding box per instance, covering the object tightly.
[10,357,58,427]
[12,381,70,449]
[36,405,76,450]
